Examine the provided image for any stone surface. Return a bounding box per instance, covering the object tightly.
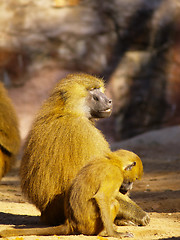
[0,0,180,140]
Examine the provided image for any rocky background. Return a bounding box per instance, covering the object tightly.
[0,1,180,240]
[0,0,180,141]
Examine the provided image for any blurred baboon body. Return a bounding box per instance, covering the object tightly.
[0,83,20,180]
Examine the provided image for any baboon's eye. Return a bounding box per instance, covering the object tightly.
[89,87,99,91]
[93,95,99,101]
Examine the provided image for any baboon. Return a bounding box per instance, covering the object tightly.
[20,73,112,225]
[0,150,150,238]
[0,83,20,180]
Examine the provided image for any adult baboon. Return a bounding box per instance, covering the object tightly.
[21,73,112,225]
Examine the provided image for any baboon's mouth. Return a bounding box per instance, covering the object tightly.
[120,189,128,195]
[100,108,112,113]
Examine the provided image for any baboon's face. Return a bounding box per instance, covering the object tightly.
[86,88,112,119]
[120,181,133,195]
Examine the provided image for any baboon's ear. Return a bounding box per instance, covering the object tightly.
[124,161,136,171]
[59,90,68,101]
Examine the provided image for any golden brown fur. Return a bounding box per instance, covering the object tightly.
[0,150,149,238]
[0,83,20,180]
[20,73,112,225]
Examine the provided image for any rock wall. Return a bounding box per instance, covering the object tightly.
[0,0,179,140]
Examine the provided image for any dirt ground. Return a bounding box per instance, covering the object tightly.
[0,68,180,240]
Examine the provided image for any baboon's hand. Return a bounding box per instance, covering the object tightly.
[115,219,137,226]
[110,231,134,238]
[138,213,150,226]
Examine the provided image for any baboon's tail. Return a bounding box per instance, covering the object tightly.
[0,221,73,237]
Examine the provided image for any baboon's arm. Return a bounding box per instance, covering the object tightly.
[94,180,133,238]
[116,192,150,226]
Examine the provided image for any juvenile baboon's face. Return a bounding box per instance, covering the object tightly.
[86,88,112,119]
[120,181,133,195]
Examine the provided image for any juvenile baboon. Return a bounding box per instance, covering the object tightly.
[0,150,150,238]
[20,73,112,225]
[0,83,20,180]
